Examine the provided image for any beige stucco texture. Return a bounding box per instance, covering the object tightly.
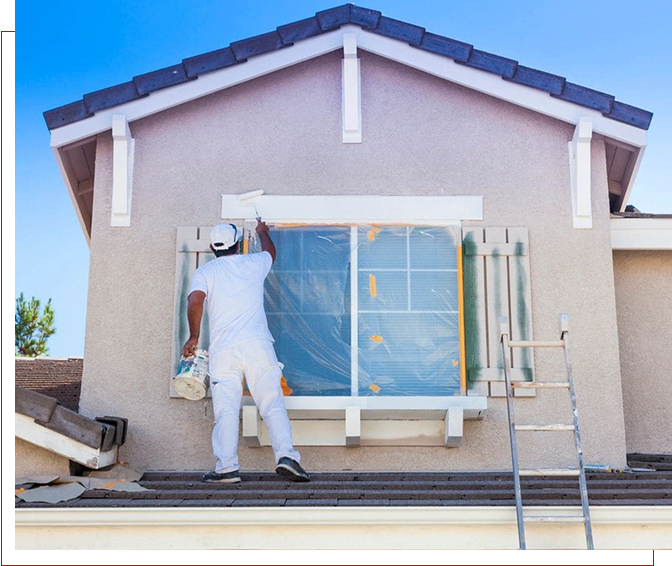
[15,438,71,478]
[80,50,627,471]
[613,250,672,454]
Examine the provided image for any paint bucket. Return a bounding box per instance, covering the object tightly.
[173,348,210,400]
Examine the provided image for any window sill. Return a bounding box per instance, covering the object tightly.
[242,396,487,447]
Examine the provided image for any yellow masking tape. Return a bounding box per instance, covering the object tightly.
[368,227,380,241]
[369,383,381,393]
[369,274,377,297]
[369,335,384,344]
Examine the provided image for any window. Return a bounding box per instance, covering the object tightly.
[254,225,461,397]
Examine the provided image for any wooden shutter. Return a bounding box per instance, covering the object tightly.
[462,227,534,395]
[170,227,215,396]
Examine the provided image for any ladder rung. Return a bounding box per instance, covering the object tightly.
[524,515,586,524]
[519,469,581,476]
[508,340,564,348]
[515,424,576,432]
[511,382,569,389]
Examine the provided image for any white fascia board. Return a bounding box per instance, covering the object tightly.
[222,194,482,224]
[49,26,647,151]
[355,30,647,148]
[16,505,672,527]
[611,217,672,250]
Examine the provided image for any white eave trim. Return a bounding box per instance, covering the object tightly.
[49,26,648,151]
[611,217,672,250]
[16,505,672,527]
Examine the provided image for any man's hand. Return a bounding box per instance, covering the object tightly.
[256,219,270,235]
[182,337,198,358]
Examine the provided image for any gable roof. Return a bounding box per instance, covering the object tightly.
[43,3,653,132]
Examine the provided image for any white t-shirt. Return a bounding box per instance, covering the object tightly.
[189,251,274,353]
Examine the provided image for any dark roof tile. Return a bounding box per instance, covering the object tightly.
[83,81,143,113]
[350,5,381,28]
[460,49,518,78]
[277,16,323,45]
[43,4,653,132]
[316,4,351,30]
[552,82,614,113]
[506,65,565,95]
[605,100,653,130]
[182,47,238,78]
[372,15,425,45]
[43,100,92,130]
[230,31,284,61]
[417,32,472,62]
[133,64,193,95]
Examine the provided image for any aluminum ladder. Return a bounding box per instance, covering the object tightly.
[499,313,594,550]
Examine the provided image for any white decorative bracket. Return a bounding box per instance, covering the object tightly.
[345,406,361,447]
[342,33,362,143]
[568,118,593,229]
[444,406,464,447]
[111,114,135,227]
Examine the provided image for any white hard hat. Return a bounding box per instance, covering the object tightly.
[210,223,242,250]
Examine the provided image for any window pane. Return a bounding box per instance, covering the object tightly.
[409,226,458,270]
[261,227,351,396]
[410,271,459,311]
[357,226,460,396]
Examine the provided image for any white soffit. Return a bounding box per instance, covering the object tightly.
[221,194,483,224]
[49,26,647,150]
[611,218,672,250]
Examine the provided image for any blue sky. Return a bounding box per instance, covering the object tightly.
[16,0,672,356]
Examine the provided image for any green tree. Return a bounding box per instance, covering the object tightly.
[15,293,56,357]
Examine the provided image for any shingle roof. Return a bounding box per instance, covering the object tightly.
[14,357,83,412]
[43,4,653,131]
[15,469,672,508]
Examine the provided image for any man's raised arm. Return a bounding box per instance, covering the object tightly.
[256,219,276,262]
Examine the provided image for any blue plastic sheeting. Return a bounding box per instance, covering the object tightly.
[253,225,461,397]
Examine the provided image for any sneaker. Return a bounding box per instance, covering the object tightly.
[275,457,310,482]
[202,470,241,483]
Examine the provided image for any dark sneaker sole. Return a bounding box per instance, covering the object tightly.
[275,464,310,482]
[202,476,241,483]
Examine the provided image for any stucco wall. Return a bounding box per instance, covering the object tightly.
[15,438,71,478]
[613,250,672,454]
[79,50,627,471]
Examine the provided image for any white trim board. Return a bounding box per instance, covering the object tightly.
[15,413,117,469]
[16,506,672,550]
[611,217,672,250]
[49,26,648,149]
[221,194,482,224]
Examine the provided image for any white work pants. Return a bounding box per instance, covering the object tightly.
[209,339,300,473]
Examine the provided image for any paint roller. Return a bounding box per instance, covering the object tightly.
[237,190,264,251]
[237,189,264,220]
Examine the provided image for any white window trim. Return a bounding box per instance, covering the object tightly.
[221,194,483,224]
